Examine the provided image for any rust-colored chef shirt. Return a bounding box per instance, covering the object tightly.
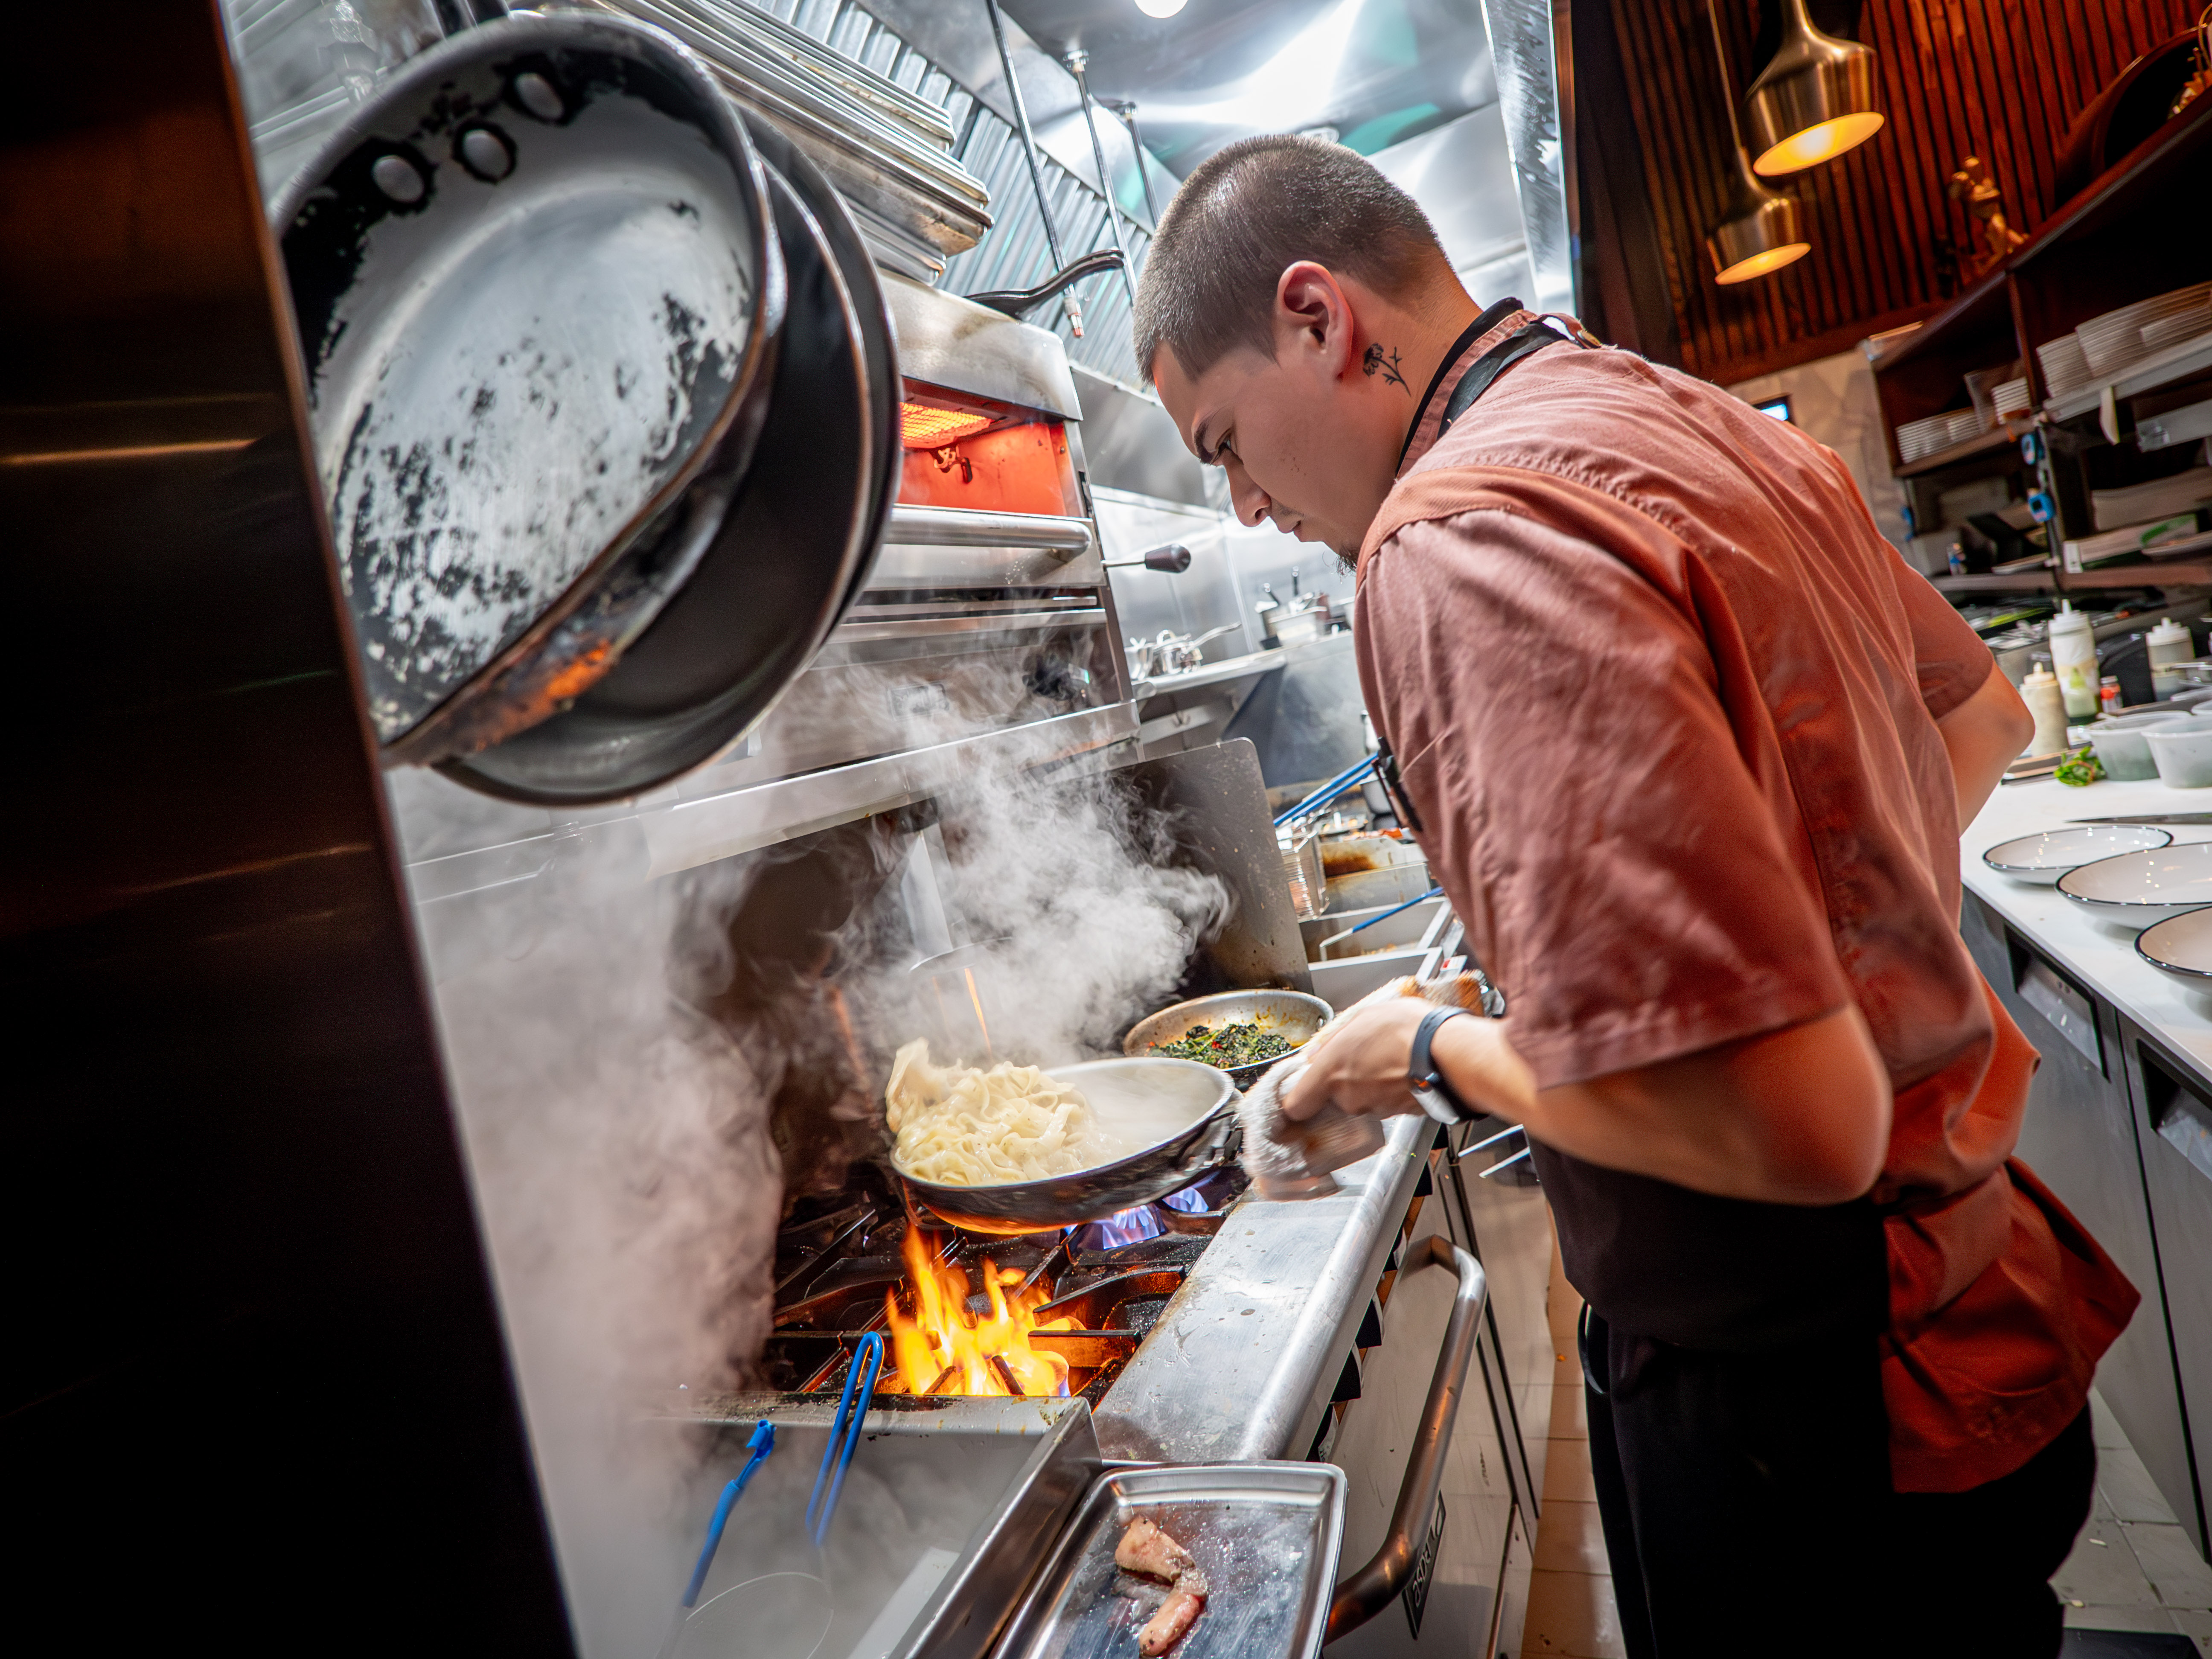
[1355,315,2138,1492]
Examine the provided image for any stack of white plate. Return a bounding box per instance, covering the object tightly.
[1898,411,1977,462]
[2143,302,2212,353]
[1991,377,2032,421]
[2080,283,2212,377]
[2037,333,2091,400]
[2092,466,2212,532]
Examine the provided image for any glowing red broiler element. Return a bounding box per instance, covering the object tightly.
[897,402,994,450]
[881,1225,1075,1397]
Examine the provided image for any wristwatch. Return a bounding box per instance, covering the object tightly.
[1408,1006,1474,1124]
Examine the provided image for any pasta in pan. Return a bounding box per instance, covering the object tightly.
[886,1038,1109,1186]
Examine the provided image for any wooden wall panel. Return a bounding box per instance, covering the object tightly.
[1603,0,2202,386]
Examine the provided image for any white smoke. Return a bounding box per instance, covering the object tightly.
[390,772,779,1659]
[830,662,1233,1071]
[379,658,1231,1658]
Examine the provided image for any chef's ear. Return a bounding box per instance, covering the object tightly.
[1273,261,1356,374]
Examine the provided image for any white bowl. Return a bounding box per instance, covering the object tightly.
[2136,907,2212,981]
[1984,824,2172,883]
[2148,722,2212,788]
[2090,714,2193,779]
[2059,842,2212,920]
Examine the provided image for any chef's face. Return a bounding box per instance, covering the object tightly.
[1151,264,1407,562]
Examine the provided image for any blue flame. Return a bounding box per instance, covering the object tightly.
[1161,1184,1210,1215]
[1084,1205,1164,1248]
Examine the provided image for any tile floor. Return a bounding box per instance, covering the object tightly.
[1518,1245,2212,1657]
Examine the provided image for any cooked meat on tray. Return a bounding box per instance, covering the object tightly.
[1115,1516,1208,1656]
[1138,1583,1206,1656]
[1115,1516,1196,1581]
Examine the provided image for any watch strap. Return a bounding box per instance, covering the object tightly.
[1409,1006,1473,1122]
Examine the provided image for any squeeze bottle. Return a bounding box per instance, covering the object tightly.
[2047,605,2099,720]
[2020,660,2068,758]
[2148,617,2195,701]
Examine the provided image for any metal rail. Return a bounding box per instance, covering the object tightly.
[1324,1234,1489,1642]
[883,503,1095,553]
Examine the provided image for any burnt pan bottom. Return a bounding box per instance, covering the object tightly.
[444,151,873,803]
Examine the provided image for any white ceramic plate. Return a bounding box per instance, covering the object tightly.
[1983,824,2172,883]
[2058,841,2212,919]
[2136,907,2212,981]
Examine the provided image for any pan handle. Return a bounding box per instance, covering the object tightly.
[965,250,1126,320]
[1324,1234,1488,1642]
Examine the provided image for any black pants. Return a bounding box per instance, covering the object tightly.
[1582,1308,2097,1659]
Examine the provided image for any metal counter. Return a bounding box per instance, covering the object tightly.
[1092,1114,1436,1464]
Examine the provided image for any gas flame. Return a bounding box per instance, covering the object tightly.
[882,1226,1075,1397]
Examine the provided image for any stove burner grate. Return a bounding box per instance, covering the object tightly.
[760,1165,1242,1400]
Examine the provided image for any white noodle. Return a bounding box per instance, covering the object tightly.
[885,1039,1109,1186]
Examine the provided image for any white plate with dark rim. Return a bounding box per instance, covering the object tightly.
[1983,824,2173,884]
[2136,908,2212,981]
[2058,842,2212,921]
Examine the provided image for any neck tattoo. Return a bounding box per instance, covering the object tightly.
[1362,342,1409,392]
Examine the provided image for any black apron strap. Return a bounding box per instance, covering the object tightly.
[1434,320,1580,444]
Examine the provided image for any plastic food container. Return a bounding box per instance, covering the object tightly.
[2090,713,2193,780]
[2147,722,2212,788]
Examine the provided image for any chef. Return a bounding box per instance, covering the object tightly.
[1135,136,2138,1657]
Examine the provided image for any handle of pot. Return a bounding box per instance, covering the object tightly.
[1324,1234,1488,1642]
[965,249,1126,320]
[1105,543,1193,573]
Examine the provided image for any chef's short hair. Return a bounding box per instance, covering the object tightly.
[1134,135,1448,382]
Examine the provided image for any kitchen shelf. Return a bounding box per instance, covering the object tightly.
[1931,571,2058,593]
[1895,423,2027,478]
[1871,90,2212,608]
[2047,330,2212,423]
[2054,562,2212,589]
[1868,269,2011,377]
[1130,645,1285,699]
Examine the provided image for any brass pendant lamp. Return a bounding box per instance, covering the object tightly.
[1705,0,1809,284]
[1743,0,1885,175]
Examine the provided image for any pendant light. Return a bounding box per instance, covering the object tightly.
[1705,0,1809,284]
[1743,0,1884,176]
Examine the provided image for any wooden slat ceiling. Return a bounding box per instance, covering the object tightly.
[1604,0,2202,386]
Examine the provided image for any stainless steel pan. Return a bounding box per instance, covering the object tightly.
[276,13,783,766]
[896,1057,1237,1237]
[440,108,896,801]
[1122,989,1334,1092]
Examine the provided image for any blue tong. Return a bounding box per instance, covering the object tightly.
[806,1331,885,1548]
[658,1419,776,1659]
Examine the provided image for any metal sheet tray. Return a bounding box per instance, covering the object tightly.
[990,1463,1345,1659]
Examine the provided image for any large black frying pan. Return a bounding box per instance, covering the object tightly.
[276,13,784,768]
[442,109,898,803]
[896,1057,1238,1237]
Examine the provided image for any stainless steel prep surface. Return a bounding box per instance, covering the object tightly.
[1092,1114,1437,1464]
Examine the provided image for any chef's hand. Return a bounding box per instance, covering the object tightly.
[1279,997,1435,1121]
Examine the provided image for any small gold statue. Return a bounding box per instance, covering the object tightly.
[1947,155,2029,274]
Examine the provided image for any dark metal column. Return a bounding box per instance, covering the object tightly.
[0,5,573,1650]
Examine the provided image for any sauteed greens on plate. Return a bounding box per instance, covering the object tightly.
[1147,1020,1294,1069]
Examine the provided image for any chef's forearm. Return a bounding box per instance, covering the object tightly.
[1937,664,2034,829]
[1429,1004,1891,1206]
